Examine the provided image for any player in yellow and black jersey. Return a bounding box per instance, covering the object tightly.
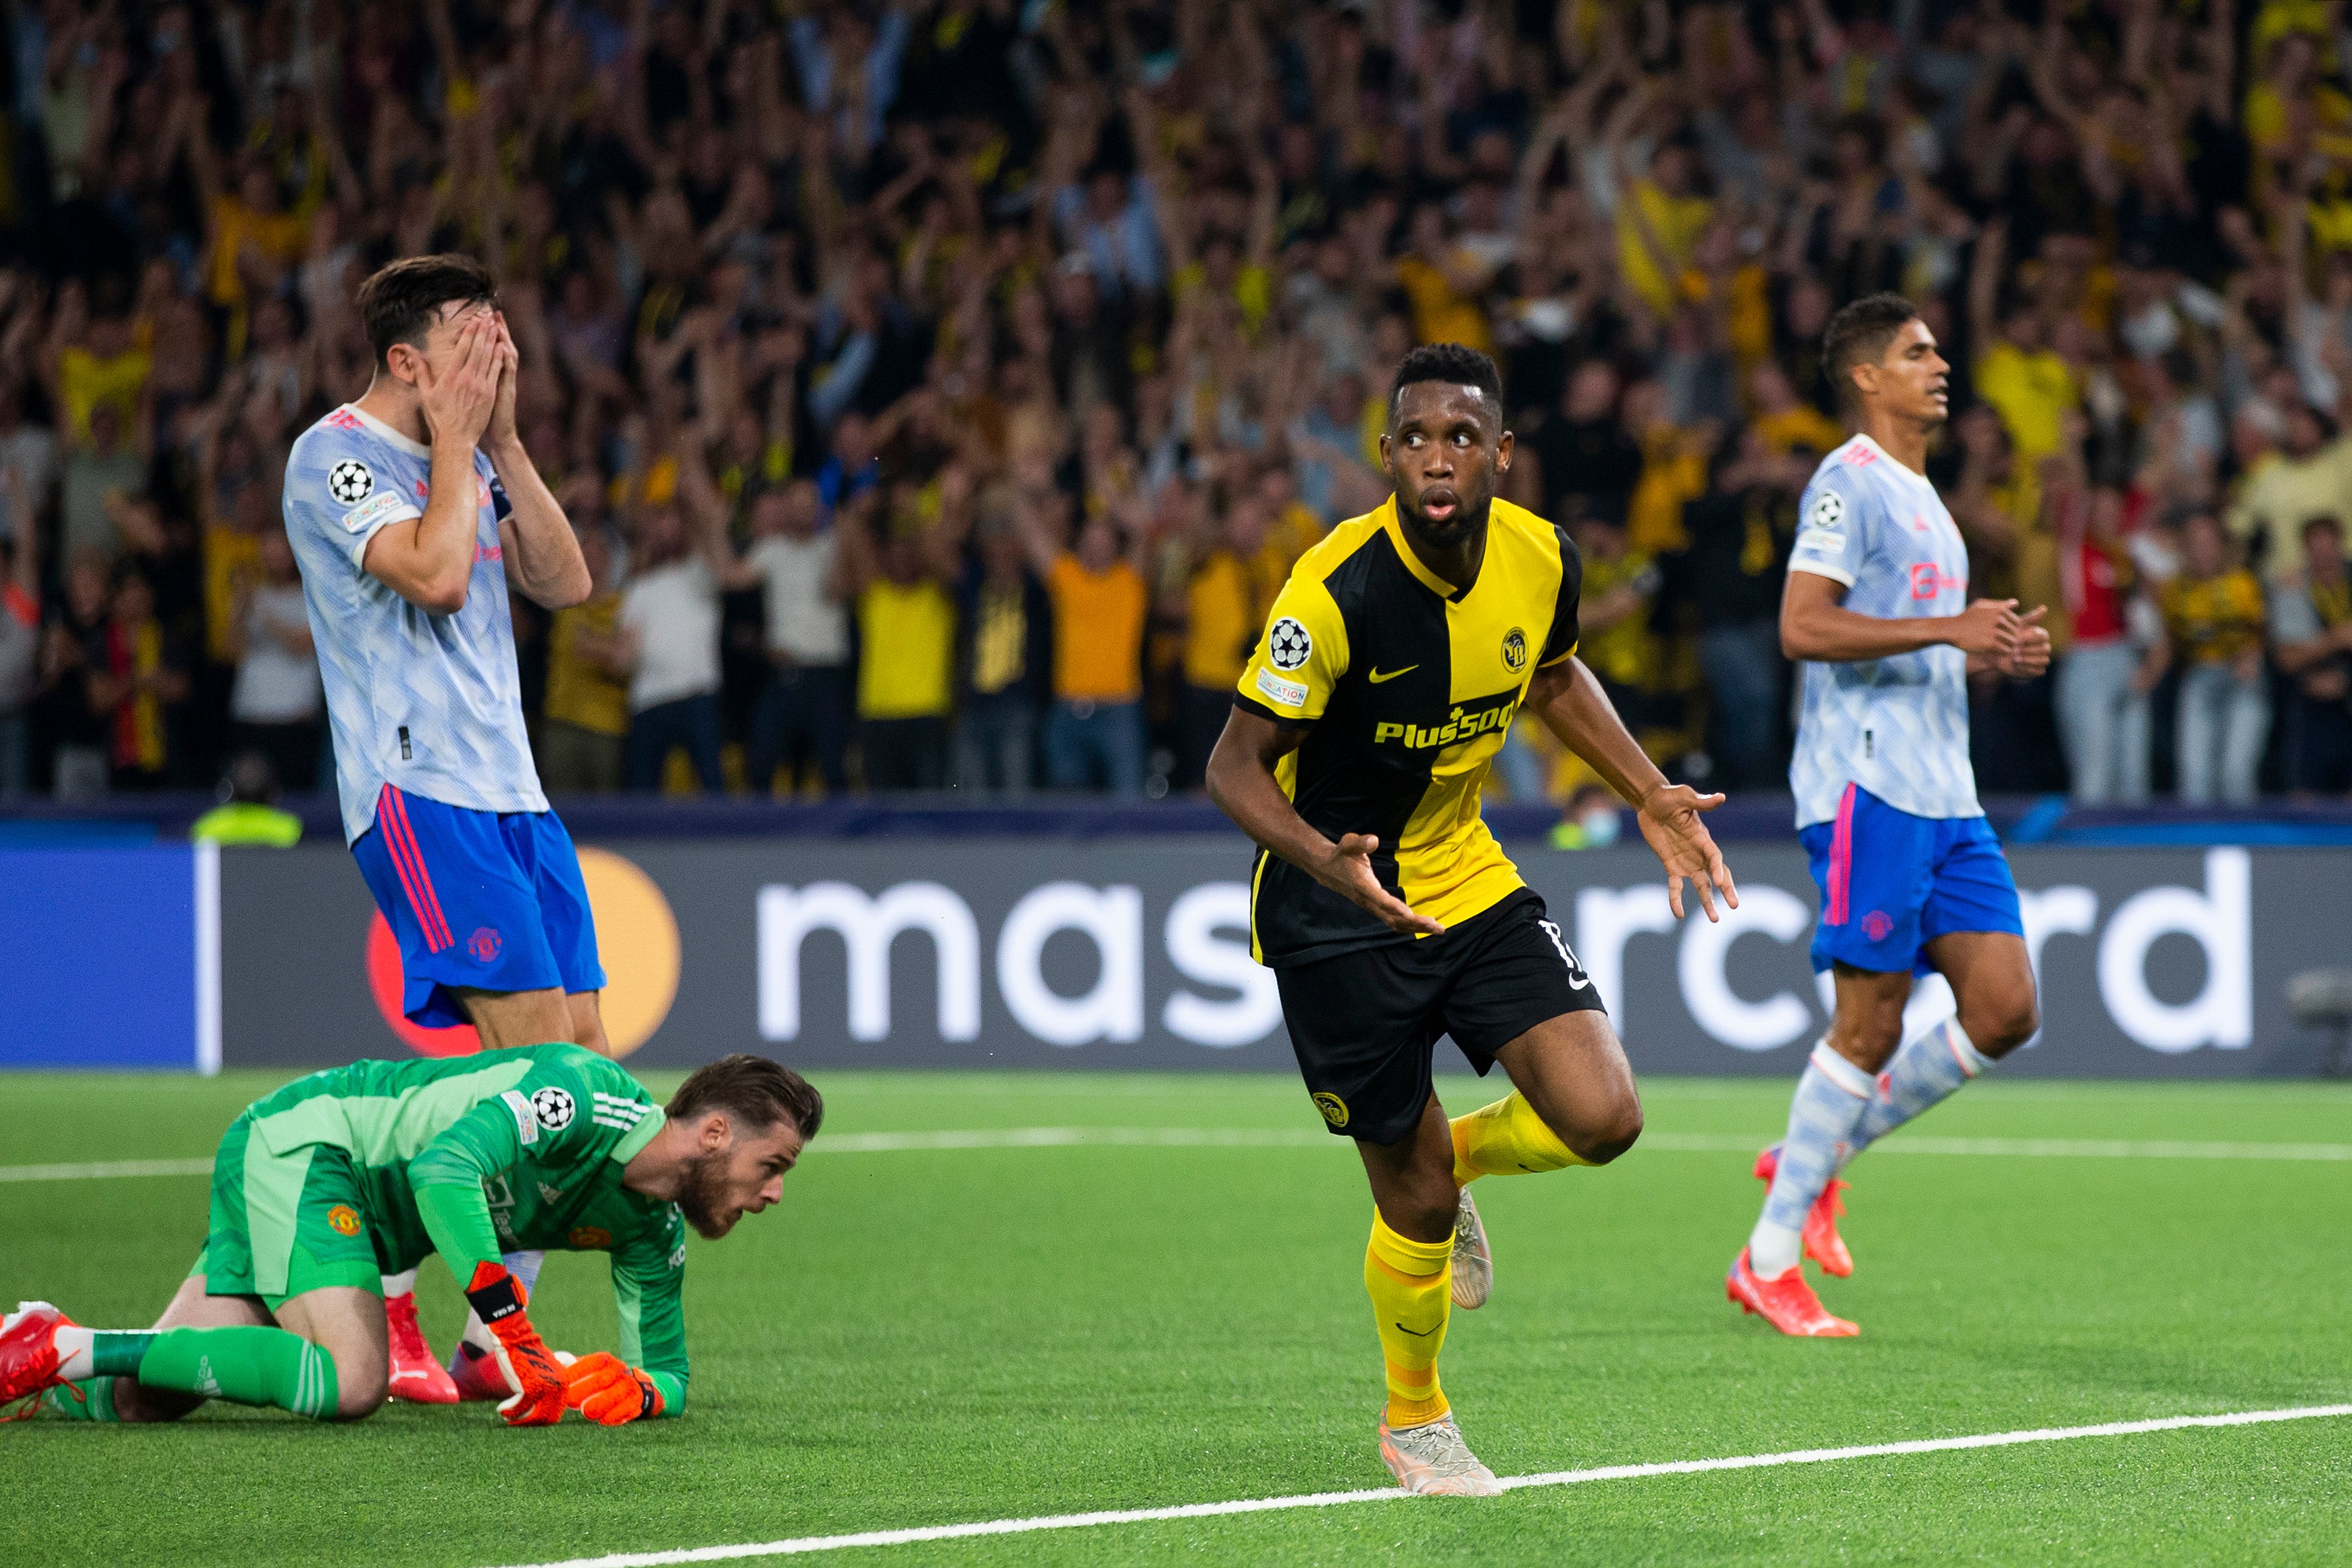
[1207,345,1739,1497]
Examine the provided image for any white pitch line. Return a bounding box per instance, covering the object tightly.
[0,1157,217,1183]
[491,1403,2352,1567]
[5,1128,2352,1184]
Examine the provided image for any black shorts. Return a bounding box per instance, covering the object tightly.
[1274,889,1606,1145]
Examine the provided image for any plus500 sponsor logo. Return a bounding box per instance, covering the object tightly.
[1370,692,1517,751]
[756,880,1278,1048]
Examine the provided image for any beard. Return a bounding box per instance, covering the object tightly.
[1397,490,1489,550]
[675,1148,741,1239]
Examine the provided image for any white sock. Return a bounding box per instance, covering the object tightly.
[53,1325,95,1382]
[1748,1219,1804,1280]
[381,1267,420,1298]
[1749,1042,1877,1278]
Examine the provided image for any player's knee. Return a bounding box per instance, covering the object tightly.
[1571,1096,1643,1165]
[1974,991,2041,1057]
[114,1380,201,1423]
[332,1372,388,1422]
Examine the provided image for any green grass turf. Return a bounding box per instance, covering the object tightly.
[3,1070,2349,1567]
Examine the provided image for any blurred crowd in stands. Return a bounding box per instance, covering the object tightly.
[4,0,2352,807]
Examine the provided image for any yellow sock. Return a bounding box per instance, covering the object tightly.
[1450,1091,1591,1187]
[1366,1211,1454,1428]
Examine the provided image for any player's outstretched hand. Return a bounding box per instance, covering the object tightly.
[1318,832,1444,936]
[563,1352,664,1426]
[1947,597,2024,659]
[1636,784,1739,922]
[416,314,501,455]
[464,1261,568,1427]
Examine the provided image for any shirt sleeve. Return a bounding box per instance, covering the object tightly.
[1539,524,1585,665]
[2270,583,2322,642]
[1232,564,1349,724]
[283,429,420,572]
[405,1100,522,1282]
[1788,467,1862,587]
[407,1056,662,1284]
[611,1204,689,1417]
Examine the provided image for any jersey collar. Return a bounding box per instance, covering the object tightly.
[341,402,432,460]
[608,1105,666,1166]
[1846,431,1926,484]
[1380,498,1479,602]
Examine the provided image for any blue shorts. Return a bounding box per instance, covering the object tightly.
[1798,783,2022,976]
[351,784,605,1028]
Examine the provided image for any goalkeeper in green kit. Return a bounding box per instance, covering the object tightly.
[0,1046,820,1426]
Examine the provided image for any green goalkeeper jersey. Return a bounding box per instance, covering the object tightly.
[237,1043,690,1414]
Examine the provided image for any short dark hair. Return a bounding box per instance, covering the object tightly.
[1390,343,1504,423]
[1820,293,1920,411]
[667,1054,824,1142]
[355,254,500,367]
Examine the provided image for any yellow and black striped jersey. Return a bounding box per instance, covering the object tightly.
[1234,495,1582,967]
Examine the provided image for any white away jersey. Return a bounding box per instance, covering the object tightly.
[1786,433,1980,827]
[283,403,547,844]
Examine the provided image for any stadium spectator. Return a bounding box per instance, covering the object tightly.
[744,480,853,799]
[1177,482,1275,791]
[2272,515,2352,796]
[189,750,305,849]
[841,493,958,792]
[539,520,631,795]
[0,0,2338,807]
[1019,482,1149,794]
[222,526,320,793]
[89,563,189,791]
[955,507,1051,796]
[1662,430,1798,792]
[0,501,36,796]
[619,501,733,795]
[2160,513,2270,805]
[2053,486,2158,805]
[32,553,111,799]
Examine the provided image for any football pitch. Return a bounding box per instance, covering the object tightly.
[5,1069,2350,1567]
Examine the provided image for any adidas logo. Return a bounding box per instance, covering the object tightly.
[195,1355,221,1396]
[592,1092,650,1133]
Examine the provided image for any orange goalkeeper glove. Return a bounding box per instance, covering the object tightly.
[464,1261,566,1427]
[562,1352,664,1426]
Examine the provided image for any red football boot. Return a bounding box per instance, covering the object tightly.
[384,1292,460,1405]
[0,1302,72,1421]
[449,1338,574,1400]
[1754,1144,1855,1278]
[448,1340,510,1402]
[1726,1249,1859,1337]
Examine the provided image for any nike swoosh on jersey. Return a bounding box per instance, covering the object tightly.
[1368,665,1418,683]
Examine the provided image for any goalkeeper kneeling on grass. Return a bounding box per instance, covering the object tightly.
[0,1048,820,1427]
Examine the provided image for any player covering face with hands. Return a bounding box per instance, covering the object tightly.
[1208,344,1736,1495]
[0,1051,820,1426]
[283,258,612,1400]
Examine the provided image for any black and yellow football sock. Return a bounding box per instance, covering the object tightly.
[1450,1091,1588,1186]
[1366,1211,1454,1429]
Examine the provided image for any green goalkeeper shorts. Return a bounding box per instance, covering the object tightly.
[190,1113,384,1310]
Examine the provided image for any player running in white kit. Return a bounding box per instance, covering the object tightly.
[282,254,602,1398]
[1724,295,2052,1336]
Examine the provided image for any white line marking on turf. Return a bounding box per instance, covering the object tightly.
[7,1129,2352,1184]
[1640,1132,2352,1161]
[0,1157,217,1183]
[491,1404,2352,1567]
